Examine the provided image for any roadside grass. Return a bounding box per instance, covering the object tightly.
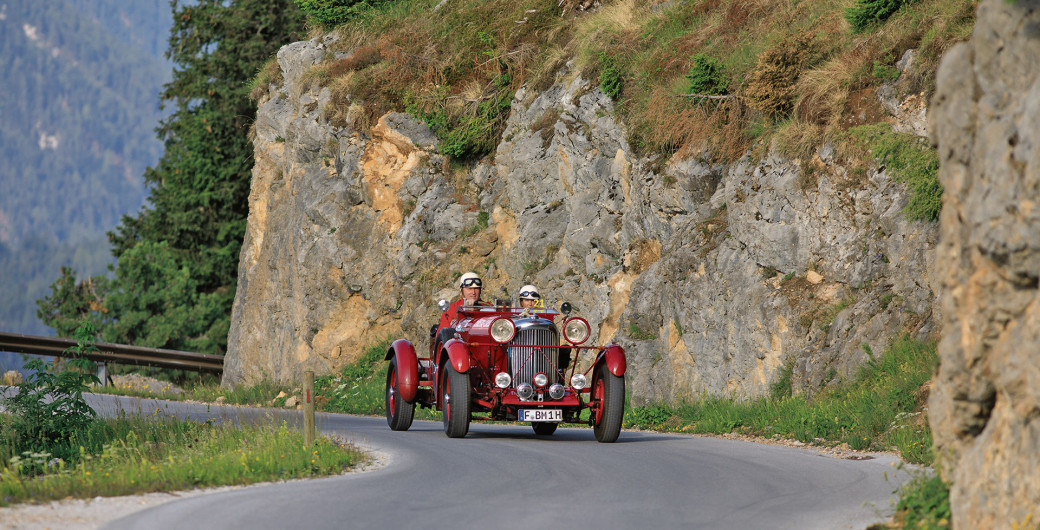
[315,338,440,421]
[625,335,937,465]
[0,413,361,507]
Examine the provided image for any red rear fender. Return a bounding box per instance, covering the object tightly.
[387,339,419,402]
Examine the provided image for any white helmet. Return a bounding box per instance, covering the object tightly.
[518,285,541,300]
[458,272,482,288]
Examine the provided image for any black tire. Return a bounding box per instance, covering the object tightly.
[385,359,414,431]
[442,365,471,438]
[592,364,625,443]
[532,422,558,436]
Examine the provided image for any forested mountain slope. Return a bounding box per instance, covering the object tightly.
[0,0,170,351]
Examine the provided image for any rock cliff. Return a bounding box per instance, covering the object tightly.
[223,33,937,407]
[929,0,1040,526]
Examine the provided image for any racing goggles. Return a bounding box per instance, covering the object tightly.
[460,277,482,288]
[518,290,540,299]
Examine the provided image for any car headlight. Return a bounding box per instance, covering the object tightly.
[516,383,534,401]
[563,317,590,345]
[495,372,511,388]
[570,373,587,390]
[490,318,516,343]
[533,372,548,388]
[548,384,565,400]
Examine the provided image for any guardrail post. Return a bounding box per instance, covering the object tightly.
[303,370,315,447]
[96,362,108,386]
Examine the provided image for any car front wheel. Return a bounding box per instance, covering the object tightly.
[442,366,471,438]
[385,358,414,431]
[592,364,624,443]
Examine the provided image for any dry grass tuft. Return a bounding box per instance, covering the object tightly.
[744,33,818,117]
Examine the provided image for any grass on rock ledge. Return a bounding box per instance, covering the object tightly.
[0,413,360,507]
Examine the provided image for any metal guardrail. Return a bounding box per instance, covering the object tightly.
[0,331,224,375]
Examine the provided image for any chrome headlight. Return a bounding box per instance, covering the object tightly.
[533,372,548,388]
[570,373,587,390]
[516,382,534,401]
[490,318,516,343]
[563,317,590,345]
[495,372,511,389]
[548,384,565,400]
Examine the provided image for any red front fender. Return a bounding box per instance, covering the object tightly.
[442,338,471,374]
[595,344,626,377]
[385,339,419,402]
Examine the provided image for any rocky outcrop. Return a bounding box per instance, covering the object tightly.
[224,34,938,407]
[929,0,1040,527]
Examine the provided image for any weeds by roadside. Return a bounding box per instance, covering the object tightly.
[0,414,359,507]
[0,322,360,507]
[625,335,938,465]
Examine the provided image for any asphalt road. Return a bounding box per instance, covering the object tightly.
[73,394,913,530]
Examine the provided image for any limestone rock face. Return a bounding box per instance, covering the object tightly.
[224,34,937,410]
[929,0,1040,526]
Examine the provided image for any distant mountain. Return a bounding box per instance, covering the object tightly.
[0,0,172,370]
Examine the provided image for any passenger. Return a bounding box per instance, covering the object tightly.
[438,271,488,334]
[517,284,542,309]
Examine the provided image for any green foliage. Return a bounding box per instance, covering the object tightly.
[315,339,391,415]
[627,322,657,341]
[769,358,795,400]
[599,53,624,101]
[294,0,387,28]
[846,0,918,32]
[39,0,306,355]
[1,416,359,507]
[2,322,102,469]
[630,402,671,428]
[873,60,901,81]
[684,53,728,96]
[895,473,951,528]
[851,124,942,221]
[624,335,938,465]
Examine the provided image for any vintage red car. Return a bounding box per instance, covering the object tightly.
[384,301,626,442]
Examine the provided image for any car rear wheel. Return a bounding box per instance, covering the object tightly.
[442,366,471,438]
[592,364,624,443]
[385,358,414,431]
[532,422,558,436]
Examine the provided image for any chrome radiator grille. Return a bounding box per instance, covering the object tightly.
[508,327,560,386]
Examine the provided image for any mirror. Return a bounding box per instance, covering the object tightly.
[438,299,450,312]
[560,302,572,315]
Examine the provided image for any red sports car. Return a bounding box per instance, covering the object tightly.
[384,301,626,442]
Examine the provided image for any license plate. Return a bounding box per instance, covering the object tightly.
[519,409,562,422]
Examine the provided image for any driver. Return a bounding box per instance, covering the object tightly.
[438,271,488,331]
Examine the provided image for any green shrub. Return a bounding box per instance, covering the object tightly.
[684,53,728,96]
[851,124,942,221]
[599,54,624,101]
[294,0,386,28]
[895,473,951,528]
[2,323,101,469]
[846,0,917,32]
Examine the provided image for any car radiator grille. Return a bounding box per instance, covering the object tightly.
[508,327,560,387]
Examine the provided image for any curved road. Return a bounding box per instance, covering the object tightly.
[87,395,908,530]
